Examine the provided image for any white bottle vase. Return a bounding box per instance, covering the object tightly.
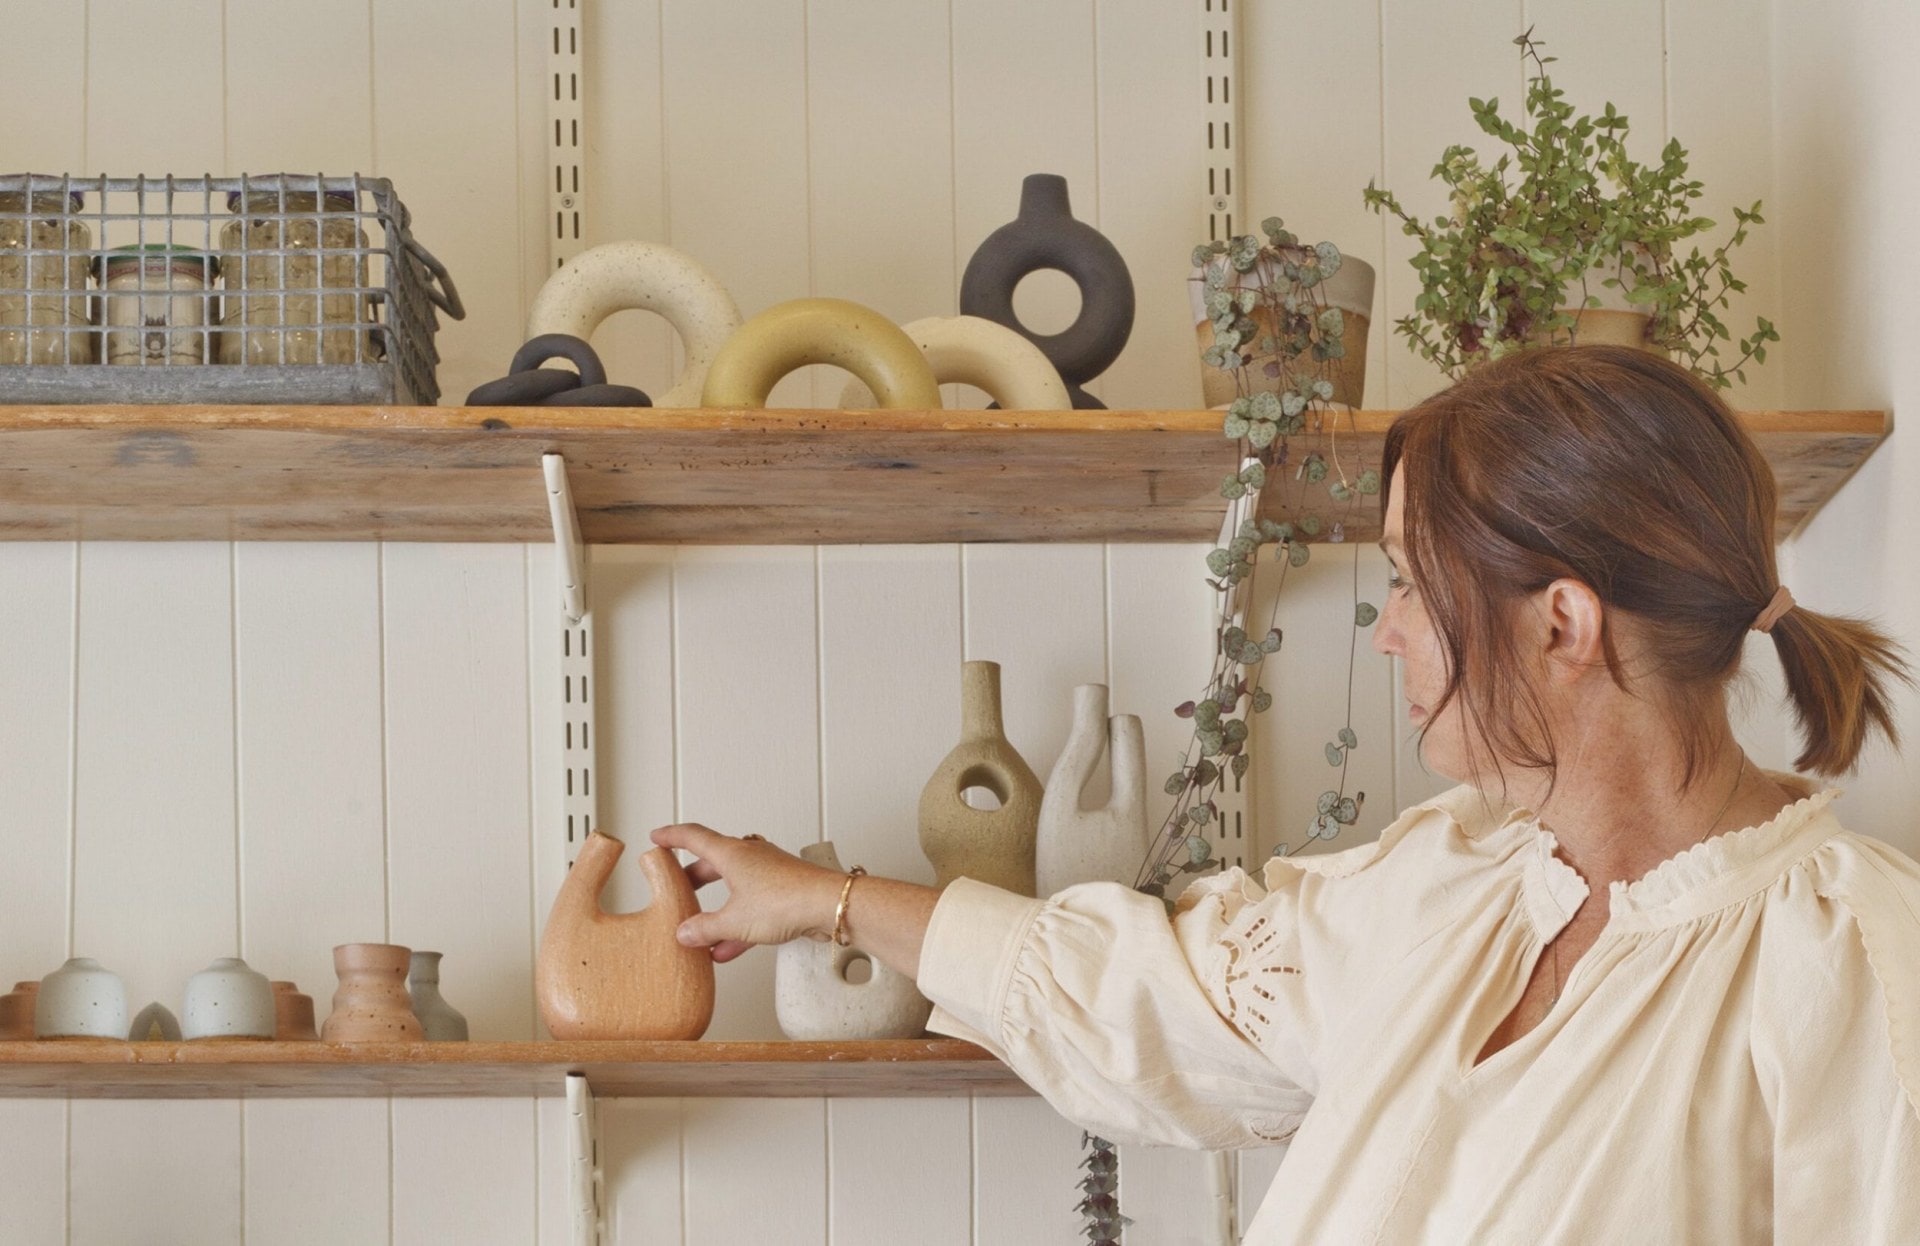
[407,951,470,1042]
[1035,684,1149,896]
[775,842,933,1041]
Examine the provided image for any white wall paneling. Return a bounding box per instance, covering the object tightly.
[4,2,1881,1244]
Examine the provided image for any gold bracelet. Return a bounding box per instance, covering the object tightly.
[832,866,868,947]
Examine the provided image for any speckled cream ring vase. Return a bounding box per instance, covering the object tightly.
[918,660,1043,895]
[1035,683,1149,896]
[701,297,942,409]
[525,241,743,408]
[536,831,715,1040]
[775,842,934,1040]
[838,315,1070,410]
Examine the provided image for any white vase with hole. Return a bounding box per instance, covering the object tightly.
[774,842,932,1041]
[1035,684,1149,896]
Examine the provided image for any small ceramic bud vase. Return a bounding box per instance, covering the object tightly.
[36,957,127,1039]
[270,981,320,1041]
[0,981,40,1040]
[128,1001,182,1042]
[181,957,276,1040]
[775,843,933,1040]
[536,832,715,1040]
[323,944,426,1042]
[918,660,1043,895]
[407,952,469,1042]
[1035,684,1150,896]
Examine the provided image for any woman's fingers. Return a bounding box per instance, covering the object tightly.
[650,822,727,854]
[682,857,724,888]
[708,939,753,964]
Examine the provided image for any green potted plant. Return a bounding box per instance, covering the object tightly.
[1362,30,1778,389]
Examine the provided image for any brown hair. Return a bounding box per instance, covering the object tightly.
[1382,345,1908,783]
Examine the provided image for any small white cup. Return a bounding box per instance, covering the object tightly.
[35,957,128,1039]
[180,957,276,1040]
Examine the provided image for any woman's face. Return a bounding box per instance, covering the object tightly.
[1372,467,1474,782]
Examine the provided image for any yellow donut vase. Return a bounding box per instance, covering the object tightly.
[700,298,942,410]
[838,314,1070,410]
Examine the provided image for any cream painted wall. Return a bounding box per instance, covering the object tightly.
[0,1,1901,1243]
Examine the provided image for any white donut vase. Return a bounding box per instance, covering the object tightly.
[839,314,1070,410]
[526,241,743,408]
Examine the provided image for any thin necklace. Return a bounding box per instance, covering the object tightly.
[1545,752,1748,1012]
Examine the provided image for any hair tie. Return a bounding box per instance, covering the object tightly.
[1752,584,1796,633]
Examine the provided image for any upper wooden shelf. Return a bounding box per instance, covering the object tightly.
[0,1038,1027,1100]
[0,405,1887,545]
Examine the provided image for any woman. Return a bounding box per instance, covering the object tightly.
[652,346,1919,1243]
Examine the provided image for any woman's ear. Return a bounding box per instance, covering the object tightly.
[1532,577,1607,682]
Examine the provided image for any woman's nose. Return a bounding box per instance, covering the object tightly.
[1372,601,1402,658]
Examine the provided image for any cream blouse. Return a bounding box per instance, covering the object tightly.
[918,782,1920,1244]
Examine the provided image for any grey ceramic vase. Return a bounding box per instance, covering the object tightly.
[774,842,934,1040]
[407,951,470,1042]
[918,660,1043,895]
[960,173,1135,409]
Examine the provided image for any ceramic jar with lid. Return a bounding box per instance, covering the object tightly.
[101,245,219,365]
[0,181,92,365]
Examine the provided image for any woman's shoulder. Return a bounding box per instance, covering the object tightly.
[1254,782,1537,889]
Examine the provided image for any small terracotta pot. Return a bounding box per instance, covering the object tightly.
[270,981,320,1042]
[0,981,40,1040]
[322,944,425,1042]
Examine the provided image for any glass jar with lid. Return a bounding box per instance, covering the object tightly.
[0,182,93,365]
[218,185,371,365]
[101,245,220,365]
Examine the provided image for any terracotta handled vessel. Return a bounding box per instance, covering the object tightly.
[1035,684,1149,896]
[918,660,1043,895]
[536,832,715,1040]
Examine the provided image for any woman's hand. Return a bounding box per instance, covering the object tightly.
[649,823,844,964]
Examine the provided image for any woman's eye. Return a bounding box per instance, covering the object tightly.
[1387,573,1412,595]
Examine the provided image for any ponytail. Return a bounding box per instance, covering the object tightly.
[1769,607,1911,776]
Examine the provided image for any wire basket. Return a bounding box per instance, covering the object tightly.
[0,173,464,405]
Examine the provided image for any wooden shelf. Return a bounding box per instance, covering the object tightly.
[0,405,1887,545]
[0,1038,1028,1100]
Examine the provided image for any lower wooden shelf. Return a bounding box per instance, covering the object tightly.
[0,1038,1030,1100]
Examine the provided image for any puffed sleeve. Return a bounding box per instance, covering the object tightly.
[917,789,1507,1149]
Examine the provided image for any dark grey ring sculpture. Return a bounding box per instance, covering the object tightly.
[959,173,1135,407]
[509,333,609,387]
[467,333,652,407]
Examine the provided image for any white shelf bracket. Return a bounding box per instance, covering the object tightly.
[566,1073,605,1246]
[547,0,588,270]
[1208,460,1260,872]
[1200,0,1242,242]
[544,452,588,623]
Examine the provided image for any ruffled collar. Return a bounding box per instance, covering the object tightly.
[1519,778,1845,933]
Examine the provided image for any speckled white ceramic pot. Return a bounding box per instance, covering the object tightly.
[35,957,127,1039]
[180,956,276,1040]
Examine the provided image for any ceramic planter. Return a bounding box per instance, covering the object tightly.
[961,173,1134,409]
[1035,684,1149,896]
[701,297,942,410]
[180,956,276,1040]
[0,981,39,1039]
[525,240,743,408]
[322,944,426,1042]
[407,951,470,1042]
[838,315,1070,411]
[1190,253,1376,409]
[270,981,320,1042]
[536,832,715,1041]
[918,660,1044,895]
[775,842,933,1041]
[35,957,127,1039]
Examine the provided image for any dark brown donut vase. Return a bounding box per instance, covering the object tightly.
[960,173,1135,410]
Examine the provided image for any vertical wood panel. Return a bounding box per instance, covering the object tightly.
[1093,0,1203,410]
[1237,1145,1287,1234]
[952,0,1099,407]
[373,0,525,404]
[684,1098,826,1246]
[575,0,676,395]
[393,1100,537,1243]
[602,1099,686,1241]
[674,548,820,1040]
[973,1097,1085,1245]
[1119,1143,1217,1246]
[830,1098,972,1246]
[71,1101,241,1245]
[0,5,86,171]
[660,0,813,407]
[86,0,228,171]
[245,1101,391,1245]
[806,0,957,406]
[225,0,375,170]
[0,543,73,1244]
[1378,0,1526,409]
